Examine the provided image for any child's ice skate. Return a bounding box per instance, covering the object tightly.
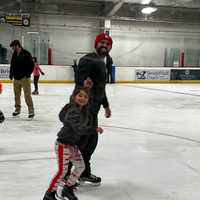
[32,90,39,95]
[55,185,78,200]
[43,191,56,200]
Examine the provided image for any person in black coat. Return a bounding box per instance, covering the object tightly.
[9,40,35,118]
[106,54,114,83]
[71,59,78,81]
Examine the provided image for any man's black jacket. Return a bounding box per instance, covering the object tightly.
[10,49,34,80]
[75,52,109,108]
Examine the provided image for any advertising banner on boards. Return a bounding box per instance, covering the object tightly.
[170,69,200,80]
[135,69,170,80]
[0,65,10,79]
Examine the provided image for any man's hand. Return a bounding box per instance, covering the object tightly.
[96,127,103,134]
[84,77,93,89]
[105,107,111,118]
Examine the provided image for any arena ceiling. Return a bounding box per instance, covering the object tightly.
[0,0,200,24]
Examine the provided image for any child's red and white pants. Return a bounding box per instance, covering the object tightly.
[47,142,85,192]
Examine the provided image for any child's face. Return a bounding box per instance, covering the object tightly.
[74,90,89,107]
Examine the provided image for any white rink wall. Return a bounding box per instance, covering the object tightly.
[1,64,200,83]
[0,64,74,82]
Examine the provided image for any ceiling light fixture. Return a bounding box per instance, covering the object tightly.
[141,6,157,14]
[141,0,152,5]
[27,31,39,34]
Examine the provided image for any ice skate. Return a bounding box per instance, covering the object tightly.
[43,191,56,200]
[12,111,20,117]
[0,111,5,123]
[28,112,35,119]
[79,174,101,186]
[55,185,78,200]
[32,90,39,95]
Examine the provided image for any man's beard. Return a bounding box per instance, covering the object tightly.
[96,47,109,57]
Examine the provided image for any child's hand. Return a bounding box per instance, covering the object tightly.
[96,127,103,134]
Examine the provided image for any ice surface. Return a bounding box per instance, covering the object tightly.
[0,83,200,200]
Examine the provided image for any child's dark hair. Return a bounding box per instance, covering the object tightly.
[71,87,90,102]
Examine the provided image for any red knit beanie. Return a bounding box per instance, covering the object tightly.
[95,32,113,48]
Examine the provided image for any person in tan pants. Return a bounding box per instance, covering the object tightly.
[9,40,35,119]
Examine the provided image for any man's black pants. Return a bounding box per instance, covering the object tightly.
[66,99,101,178]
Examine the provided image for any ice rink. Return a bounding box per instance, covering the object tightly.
[0,83,200,200]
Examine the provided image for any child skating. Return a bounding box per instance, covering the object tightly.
[43,87,103,200]
[32,57,44,95]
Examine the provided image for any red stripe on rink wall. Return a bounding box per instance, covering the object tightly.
[180,52,185,67]
[48,48,52,65]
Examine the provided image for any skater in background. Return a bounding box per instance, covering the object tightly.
[106,53,114,83]
[66,32,113,185]
[0,82,5,123]
[43,87,103,200]
[9,40,35,119]
[72,59,78,73]
[71,59,78,81]
[32,56,45,95]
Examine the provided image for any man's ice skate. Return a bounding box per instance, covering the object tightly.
[28,112,35,119]
[12,111,20,117]
[55,185,78,200]
[32,90,39,95]
[79,174,101,186]
[43,191,56,200]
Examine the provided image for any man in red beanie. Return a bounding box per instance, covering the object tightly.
[65,32,113,186]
